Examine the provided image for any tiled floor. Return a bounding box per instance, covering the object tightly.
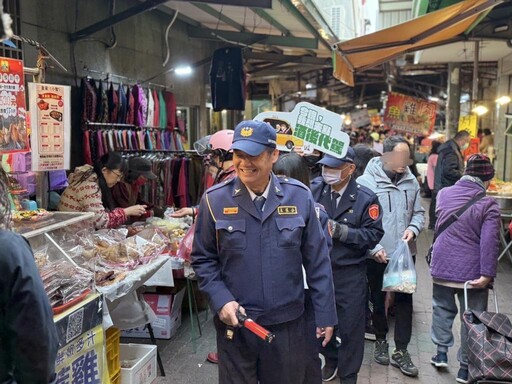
[144,202,512,384]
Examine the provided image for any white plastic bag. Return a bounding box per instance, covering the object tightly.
[382,240,417,293]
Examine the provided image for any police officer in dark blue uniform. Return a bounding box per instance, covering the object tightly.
[311,149,384,384]
[192,120,337,384]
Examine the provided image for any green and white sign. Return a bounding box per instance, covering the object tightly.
[254,102,349,158]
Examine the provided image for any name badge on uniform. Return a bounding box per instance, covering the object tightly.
[278,206,298,215]
[223,207,239,215]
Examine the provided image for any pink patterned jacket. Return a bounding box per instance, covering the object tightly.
[58,165,126,229]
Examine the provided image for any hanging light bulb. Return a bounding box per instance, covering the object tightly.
[472,105,489,116]
[495,96,511,106]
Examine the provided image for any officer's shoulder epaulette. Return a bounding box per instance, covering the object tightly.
[206,177,235,193]
[278,176,309,191]
[356,183,377,198]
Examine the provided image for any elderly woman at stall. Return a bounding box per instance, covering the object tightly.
[58,152,147,229]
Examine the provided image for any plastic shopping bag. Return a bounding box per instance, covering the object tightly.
[382,240,417,294]
[177,222,195,263]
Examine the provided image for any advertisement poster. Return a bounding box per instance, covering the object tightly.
[29,83,71,170]
[254,102,350,158]
[384,92,437,136]
[0,58,29,153]
[53,294,109,384]
[458,114,478,138]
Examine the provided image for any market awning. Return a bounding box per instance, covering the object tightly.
[332,0,505,87]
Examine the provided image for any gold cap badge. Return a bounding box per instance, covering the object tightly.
[240,127,253,137]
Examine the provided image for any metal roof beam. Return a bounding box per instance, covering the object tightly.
[244,50,330,65]
[250,8,291,36]
[278,0,332,50]
[192,2,247,32]
[70,0,170,42]
[187,26,318,49]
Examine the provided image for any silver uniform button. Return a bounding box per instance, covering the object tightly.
[343,218,348,222]
[228,226,233,231]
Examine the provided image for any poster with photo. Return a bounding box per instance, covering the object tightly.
[0,58,29,153]
[29,83,71,171]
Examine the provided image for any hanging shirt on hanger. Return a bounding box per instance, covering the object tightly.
[146,89,155,127]
[153,90,160,127]
[163,91,177,131]
[83,130,92,165]
[158,90,167,129]
[96,80,109,123]
[209,47,246,112]
[132,85,147,127]
[107,82,119,123]
[81,77,97,123]
[126,86,135,125]
[117,83,128,124]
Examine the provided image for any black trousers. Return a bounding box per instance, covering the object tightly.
[366,258,413,351]
[321,263,367,383]
[429,191,437,229]
[215,314,307,384]
[303,290,321,384]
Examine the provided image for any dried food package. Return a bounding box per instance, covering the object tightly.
[382,240,417,294]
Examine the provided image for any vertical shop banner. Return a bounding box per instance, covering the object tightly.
[0,58,29,153]
[384,92,437,135]
[254,102,350,158]
[458,114,478,138]
[53,294,109,384]
[29,83,71,170]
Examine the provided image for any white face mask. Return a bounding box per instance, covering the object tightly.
[461,142,470,151]
[322,167,342,185]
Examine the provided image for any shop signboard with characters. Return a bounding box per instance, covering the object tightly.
[384,92,437,136]
[254,102,350,158]
[0,58,29,153]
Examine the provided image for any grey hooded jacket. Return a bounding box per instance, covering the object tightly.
[357,157,425,257]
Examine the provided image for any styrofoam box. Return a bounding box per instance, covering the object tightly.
[122,288,185,340]
[120,343,157,384]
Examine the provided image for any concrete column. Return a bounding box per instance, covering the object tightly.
[446,63,461,138]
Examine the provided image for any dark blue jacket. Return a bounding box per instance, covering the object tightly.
[0,231,58,383]
[192,174,337,327]
[311,177,384,269]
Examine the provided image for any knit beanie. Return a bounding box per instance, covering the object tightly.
[464,154,495,181]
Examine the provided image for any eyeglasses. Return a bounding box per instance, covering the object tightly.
[111,170,124,180]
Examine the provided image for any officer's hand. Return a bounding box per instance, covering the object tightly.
[373,249,388,263]
[328,219,343,239]
[219,301,246,327]
[316,326,334,347]
[469,276,492,289]
[402,229,415,242]
[171,207,194,218]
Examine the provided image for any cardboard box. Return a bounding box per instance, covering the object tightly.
[122,288,185,340]
[120,343,157,384]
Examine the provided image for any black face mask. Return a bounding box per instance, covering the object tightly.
[304,155,320,167]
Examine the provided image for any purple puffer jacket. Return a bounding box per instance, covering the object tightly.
[431,177,500,282]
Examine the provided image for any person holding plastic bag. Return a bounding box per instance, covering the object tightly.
[382,240,417,294]
[429,155,500,384]
[358,135,425,377]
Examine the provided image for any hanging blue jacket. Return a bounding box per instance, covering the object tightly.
[191,174,337,327]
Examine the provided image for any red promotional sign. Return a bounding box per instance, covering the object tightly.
[384,92,437,136]
[0,58,29,153]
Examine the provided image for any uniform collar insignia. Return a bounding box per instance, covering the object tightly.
[234,188,241,195]
[350,194,356,200]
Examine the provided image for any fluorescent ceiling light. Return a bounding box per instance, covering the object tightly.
[175,66,192,76]
[494,25,509,33]
[472,105,488,116]
[496,96,511,105]
[428,96,440,102]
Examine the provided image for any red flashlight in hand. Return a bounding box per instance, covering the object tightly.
[236,309,275,343]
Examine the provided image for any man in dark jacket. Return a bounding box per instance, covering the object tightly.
[311,148,384,384]
[431,131,470,228]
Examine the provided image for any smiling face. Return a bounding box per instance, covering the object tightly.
[233,148,279,193]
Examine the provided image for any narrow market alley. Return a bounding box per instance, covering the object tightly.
[144,200,512,384]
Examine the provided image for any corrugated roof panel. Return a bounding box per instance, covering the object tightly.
[376,10,412,30]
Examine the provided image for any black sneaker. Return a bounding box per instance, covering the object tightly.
[374,340,390,365]
[391,349,419,377]
[321,359,338,382]
[456,368,468,384]
[430,352,448,368]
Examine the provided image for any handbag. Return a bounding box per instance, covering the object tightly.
[425,192,485,265]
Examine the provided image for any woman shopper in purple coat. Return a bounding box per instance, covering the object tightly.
[429,154,500,384]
